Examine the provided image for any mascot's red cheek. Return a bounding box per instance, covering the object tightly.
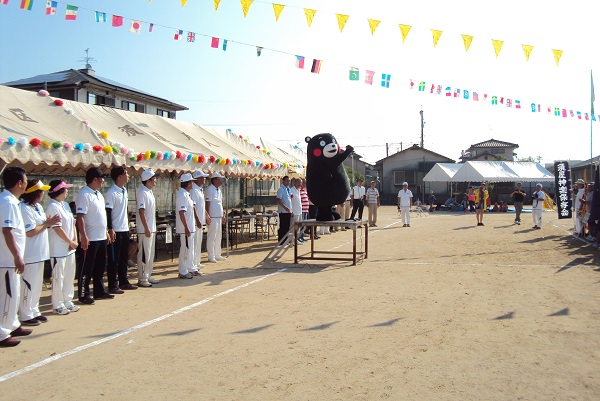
[313,149,322,157]
[338,145,341,152]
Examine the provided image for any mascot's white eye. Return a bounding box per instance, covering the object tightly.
[332,139,337,145]
[319,140,326,147]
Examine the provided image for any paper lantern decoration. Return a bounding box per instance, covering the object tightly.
[29,138,42,147]
[99,131,109,139]
[53,99,64,106]
[38,90,49,97]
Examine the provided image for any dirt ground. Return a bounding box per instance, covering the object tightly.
[1,206,599,400]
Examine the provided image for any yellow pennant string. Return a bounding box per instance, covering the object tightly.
[552,49,563,66]
[336,14,349,33]
[492,39,504,58]
[273,4,285,21]
[214,0,221,11]
[367,19,380,35]
[398,24,411,43]
[181,0,187,7]
[431,29,442,48]
[522,44,533,61]
[304,8,316,27]
[461,34,473,52]
[241,0,254,18]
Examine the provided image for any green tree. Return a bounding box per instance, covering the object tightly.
[518,156,535,162]
[344,166,364,186]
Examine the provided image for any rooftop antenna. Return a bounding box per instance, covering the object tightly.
[78,48,97,69]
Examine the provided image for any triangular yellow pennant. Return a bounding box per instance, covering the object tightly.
[241,0,254,18]
[522,44,533,61]
[399,24,411,43]
[431,29,442,48]
[491,39,504,58]
[368,19,380,35]
[181,0,187,7]
[304,8,316,27]
[461,34,473,52]
[214,0,221,11]
[336,14,349,33]
[552,49,563,66]
[273,4,285,22]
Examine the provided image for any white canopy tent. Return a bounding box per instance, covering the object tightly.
[450,161,554,183]
[423,163,463,182]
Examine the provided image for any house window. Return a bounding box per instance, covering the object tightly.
[93,95,115,107]
[394,171,416,186]
[157,109,174,118]
[491,149,505,154]
[88,92,96,105]
[121,100,137,112]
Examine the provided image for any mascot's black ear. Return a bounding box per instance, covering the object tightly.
[305,136,311,143]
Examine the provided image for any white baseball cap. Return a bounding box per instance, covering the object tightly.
[211,172,224,179]
[141,169,159,181]
[180,173,193,182]
[193,170,209,179]
[402,181,408,186]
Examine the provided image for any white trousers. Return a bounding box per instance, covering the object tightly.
[0,269,21,341]
[194,226,204,268]
[19,261,44,321]
[178,232,196,275]
[51,254,76,310]
[137,233,156,283]
[532,209,543,228]
[400,206,411,224]
[206,219,222,260]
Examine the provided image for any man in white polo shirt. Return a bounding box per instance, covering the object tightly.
[176,173,197,279]
[0,167,29,347]
[76,167,112,305]
[105,166,136,293]
[397,181,413,227]
[205,172,226,263]
[190,170,209,272]
[136,169,159,287]
[349,179,365,221]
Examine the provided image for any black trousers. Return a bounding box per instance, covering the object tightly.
[278,213,292,243]
[78,239,107,300]
[107,231,130,288]
[350,199,364,220]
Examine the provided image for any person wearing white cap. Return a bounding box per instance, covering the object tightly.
[19,179,61,326]
[190,170,209,271]
[46,179,78,315]
[205,172,226,262]
[397,182,413,227]
[531,183,546,230]
[136,169,159,286]
[176,173,197,279]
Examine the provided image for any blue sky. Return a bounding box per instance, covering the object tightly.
[1,0,598,164]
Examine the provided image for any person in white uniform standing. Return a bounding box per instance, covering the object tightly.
[531,183,546,230]
[19,179,60,326]
[205,172,226,263]
[0,167,29,347]
[190,170,209,272]
[397,181,413,227]
[136,169,159,287]
[47,179,78,315]
[176,173,197,279]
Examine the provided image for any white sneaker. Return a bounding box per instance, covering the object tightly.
[53,307,70,315]
[207,258,217,263]
[196,263,205,269]
[178,272,193,279]
[137,281,152,287]
[66,304,80,313]
[215,256,227,261]
[148,277,160,284]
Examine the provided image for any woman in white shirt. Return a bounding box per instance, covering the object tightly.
[18,180,60,325]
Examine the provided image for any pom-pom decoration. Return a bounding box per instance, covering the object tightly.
[192,155,199,163]
[157,151,164,160]
[226,158,231,165]
[52,141,62,149]
[256,145,260,149]
[127,149,135,157]
[83,143,92,151]
[102,145,113,153]
[92,145,103,152]
[239,135,243,139]
[53,99,64,106]
[219,158,226,166]
[74,143,84,151]
[63,142,72,150]
[150,150,157,159]
[7,137,16,146]
[186,154,193,162]
[29,138,42,147]
[255,161,260,166]
[41,140,52,149]
[262,149,267,153]
[17,138,28,147]
[244,138,249,142]
[112,146,120,154]
[120,147,128,154]
[82,120,90,126]
[209,155,216,163]
[65,108,74,115]
[137,153,144,162]
[164,152,170,160]
[176,151,182,160]
[199,155,205,163]
[99,131,109,139]
[144,151,151,160]
[38,90,49,97]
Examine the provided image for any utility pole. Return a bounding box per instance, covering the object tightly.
[419,107,424,148]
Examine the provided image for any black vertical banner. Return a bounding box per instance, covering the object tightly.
[554,161,572,219]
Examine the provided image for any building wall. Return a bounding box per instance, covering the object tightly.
[76,87,178,118]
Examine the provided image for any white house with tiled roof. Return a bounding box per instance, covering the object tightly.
[459,138,519,162]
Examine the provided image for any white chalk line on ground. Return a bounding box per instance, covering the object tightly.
[0,269,286,384]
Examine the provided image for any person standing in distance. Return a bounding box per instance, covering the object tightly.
[176,173,197,279]
[136,169,159,287]
[532,183,546,230]
[190,170,209,273]
[474,183,489,226]
[511,182,526,225]
[75,167,113,304]
[276,176,293,244]
[0,167,30,347]
[105,166,136,293]
[205,172,226,263]
[366,180,380,227]
[349,179,365,221]
[397,182,413,227]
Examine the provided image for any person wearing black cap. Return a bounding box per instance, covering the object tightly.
[75,167,112,304]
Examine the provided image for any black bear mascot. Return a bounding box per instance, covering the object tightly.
[305,133,353,221]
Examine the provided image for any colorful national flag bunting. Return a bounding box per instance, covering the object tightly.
[95,11,107,22]
[45,1,56,15]
[364,70,374,85]
[349,67,359,81]
[381,74,391,88]
[20,0,33,10]
[211,37,219,48]
[174,29,183,40]
[256,46,263,56]
[222,39,228,51]
[112,15,123,27]
[311,59,322,74]
[65,4,78,20]
[149,23,154,32]
[187,32,196,42]
[129,20,142,34]
[295,55,305,69]
[1,1,9,5]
